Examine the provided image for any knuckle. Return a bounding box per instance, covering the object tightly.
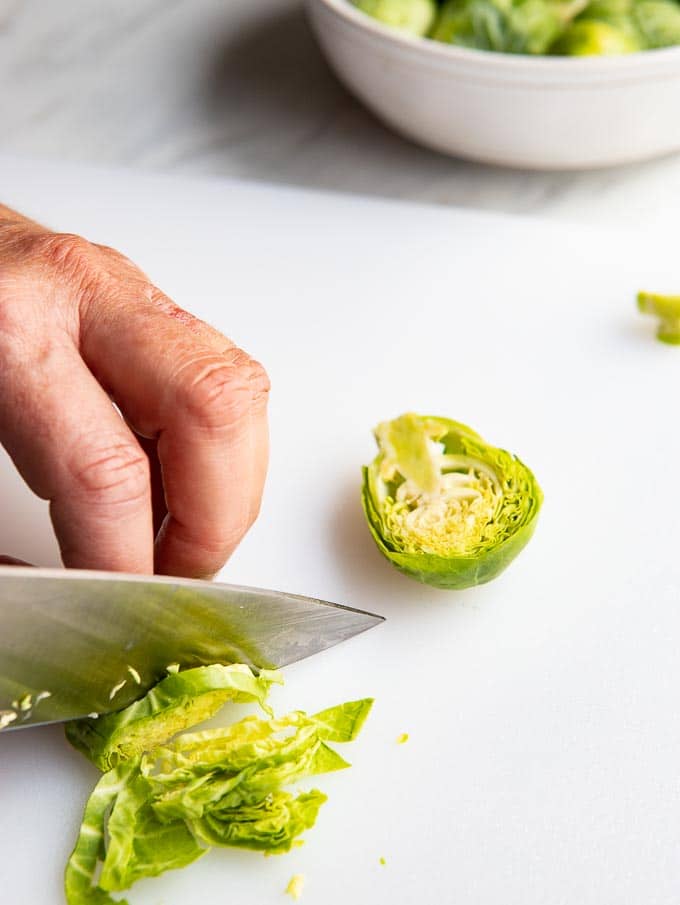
[36,232,94,274]
[176,354,253,431]
[33,232,100,304]
[69,438,149,508]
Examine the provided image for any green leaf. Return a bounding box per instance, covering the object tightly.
[145,709,356,824]
[64,761,137,905]
[191,789,327,853]
[362,413,542,589]
[99,771,205,892]
[312,699,374,742]
[66,664,281,771]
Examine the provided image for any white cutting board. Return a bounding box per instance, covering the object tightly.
[1,156,680,905]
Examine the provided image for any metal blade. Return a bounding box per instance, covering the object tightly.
[0,567,383,729]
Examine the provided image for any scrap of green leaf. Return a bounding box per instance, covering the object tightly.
[638,291,680,345]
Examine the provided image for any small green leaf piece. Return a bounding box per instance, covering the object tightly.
[286,873,307,900]
[638,291,680,345]
[311,699,374,742]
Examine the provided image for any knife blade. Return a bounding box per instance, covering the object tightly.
[0,567,384,729]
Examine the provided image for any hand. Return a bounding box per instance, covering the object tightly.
[0,205,270,578]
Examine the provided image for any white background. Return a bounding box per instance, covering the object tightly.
[1,157,680,904]
[0,0,679,226]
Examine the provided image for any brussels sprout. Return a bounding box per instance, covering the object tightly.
[634,0,680,47]
[582,0,636,20]
[431,0,589,54]
[352,0,438,35]
[361,413,542,589]
[637,291,680,344]
[430,0,512,51]
[551,18,641,52]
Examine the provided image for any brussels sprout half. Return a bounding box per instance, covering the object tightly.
[362,413,542,589]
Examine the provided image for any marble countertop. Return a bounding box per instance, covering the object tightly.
[0,0,678,226]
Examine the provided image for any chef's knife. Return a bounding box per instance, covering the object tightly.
[0,566,383,730]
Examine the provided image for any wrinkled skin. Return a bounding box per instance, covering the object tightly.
[0,205,269,578]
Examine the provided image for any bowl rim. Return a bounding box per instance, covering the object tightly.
[310,0,680,71]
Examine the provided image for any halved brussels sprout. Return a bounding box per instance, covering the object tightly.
[638,291,680,344]
[362,413,542,589]
[352,0,438,35]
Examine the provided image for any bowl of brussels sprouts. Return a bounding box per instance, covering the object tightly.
[306,0,680,168]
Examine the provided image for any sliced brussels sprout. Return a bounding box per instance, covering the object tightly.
[551,18,641,52]
[638,291,680,344]
[65,663,281,771]
[64,695,373,903]
[362,413,542,589]
[352,0,438,35]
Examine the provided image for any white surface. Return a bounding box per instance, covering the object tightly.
[1,157,680,905]
[1,0,680,224]
[309,0,680,169]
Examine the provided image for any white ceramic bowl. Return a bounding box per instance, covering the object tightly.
[306,0,680,169]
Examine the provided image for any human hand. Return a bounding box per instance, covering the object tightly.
[0,205,270,578]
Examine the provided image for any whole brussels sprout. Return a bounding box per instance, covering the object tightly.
[352,0,438,35]
[634,0,680,47]
[551,18,641,52]
[361,413,542,589]
[430,0,513,51]
[431,0,591,54]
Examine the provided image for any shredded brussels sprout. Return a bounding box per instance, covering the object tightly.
[362,413,542,589]
[66,663,282,771]
[64,666,372,904]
